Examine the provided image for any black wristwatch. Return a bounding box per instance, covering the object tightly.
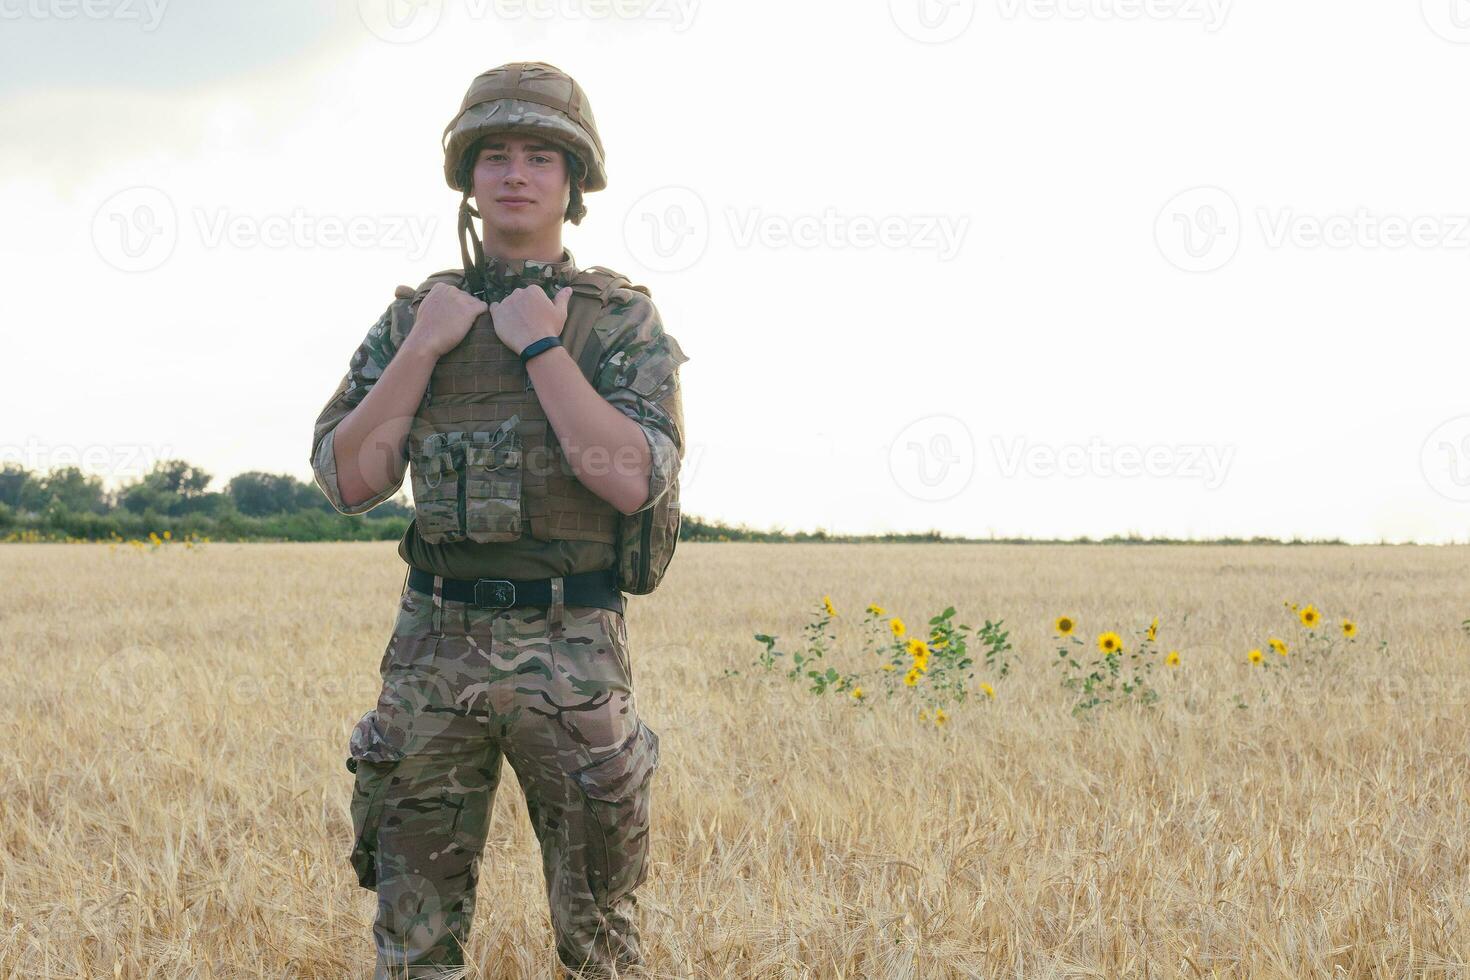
[519,336,563,366]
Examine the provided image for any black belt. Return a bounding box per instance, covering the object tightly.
[406,566,624,615]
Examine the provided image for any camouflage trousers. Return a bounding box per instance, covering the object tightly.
[346,575,660,979]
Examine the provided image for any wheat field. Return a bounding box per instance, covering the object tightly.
[4,541,1469,978]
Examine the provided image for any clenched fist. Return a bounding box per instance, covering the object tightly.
[402,282,489,360]
[490,284,574,357]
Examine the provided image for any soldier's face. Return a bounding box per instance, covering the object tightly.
[471,137,572,237]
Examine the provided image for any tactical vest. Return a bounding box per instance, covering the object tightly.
[404,265,682,594]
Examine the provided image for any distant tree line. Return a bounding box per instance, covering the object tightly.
[675,516,1350,545]
[0,459,1353,545]
[0,460,410,542]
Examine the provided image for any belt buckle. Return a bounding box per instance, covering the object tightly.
[473,578,516,610]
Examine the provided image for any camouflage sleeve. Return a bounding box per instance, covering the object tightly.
[309,290,422,515]
[593,292,690,515]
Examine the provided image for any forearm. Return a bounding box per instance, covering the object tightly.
[526,345,651,514]
[332,340,439,510]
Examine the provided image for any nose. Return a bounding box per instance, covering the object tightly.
[502,154,529,186]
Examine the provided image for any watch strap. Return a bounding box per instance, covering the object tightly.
[520,336,563,365]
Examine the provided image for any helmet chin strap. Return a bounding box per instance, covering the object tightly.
[458,189,487,301]
[459,173,581,299]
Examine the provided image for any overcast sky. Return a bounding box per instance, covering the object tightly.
[5,0,1470,542]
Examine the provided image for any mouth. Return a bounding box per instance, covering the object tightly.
[496,197,534,206]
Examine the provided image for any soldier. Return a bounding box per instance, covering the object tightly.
[309,62,688,979]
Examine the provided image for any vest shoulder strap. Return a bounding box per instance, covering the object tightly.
[398,266,646,387]
[407,269,469,310]
[562,265,651,385]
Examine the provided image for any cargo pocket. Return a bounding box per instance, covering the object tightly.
[345,708,408,890]
[570,720,660,907]
[409,434,462,544]
[463,430,523,543]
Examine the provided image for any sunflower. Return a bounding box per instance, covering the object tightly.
[978,681,995,699]
[1097,631,1123,656]
[890,618,906,638]
[1299,604,1320,629]
[904,668,921,687]
[1165,650,1180,667]
[1146,617,1159,642]
[918,709,929,721]
[880,662,897,672]
[906,638,930,658]
[1054,615,1076,636]
[822,595,836,618]
[1267,637,1289,657]
[851,686,865,700]
[1341,619,1357,638]
[934,707,948,726]
[1248,648,1264,665]
[866,603,886,616]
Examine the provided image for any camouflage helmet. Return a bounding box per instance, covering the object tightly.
[441,61,607,195]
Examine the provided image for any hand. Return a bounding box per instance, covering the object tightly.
[489,285,573,356]
[403,282,488,360]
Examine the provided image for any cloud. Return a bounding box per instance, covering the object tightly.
[0,0,345,95]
